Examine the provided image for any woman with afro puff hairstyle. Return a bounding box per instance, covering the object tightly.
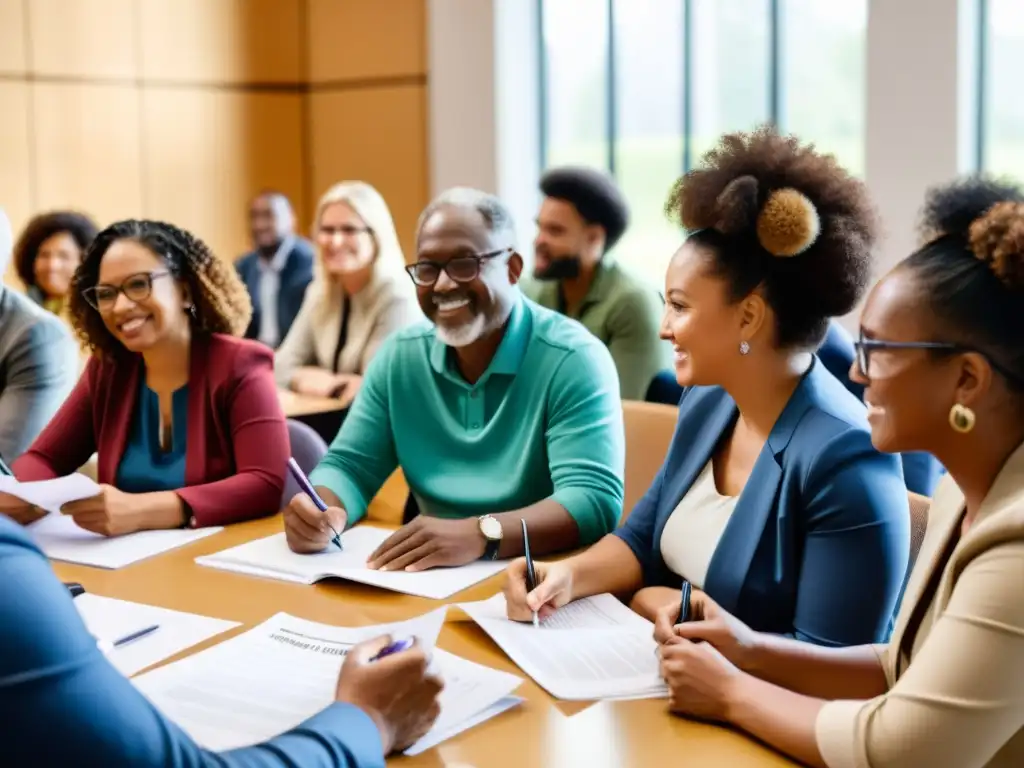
[1,220,290,534]
[504,126,910,649]
[653,177,1024,768]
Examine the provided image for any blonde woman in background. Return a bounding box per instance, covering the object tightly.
[275,181,420,409]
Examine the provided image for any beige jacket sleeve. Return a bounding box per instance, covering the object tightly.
[815,541,1024,768]
[273,290,320,388]
[358,287,421,374]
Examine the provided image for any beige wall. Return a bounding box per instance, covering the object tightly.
[0,0,428,280]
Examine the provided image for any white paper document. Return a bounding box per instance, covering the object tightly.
[196,527,505,599]
[458,593,669,701]
[74,593,240,676]
[0,473,100,513]
[29,513,222,569]
[132,609,522,756]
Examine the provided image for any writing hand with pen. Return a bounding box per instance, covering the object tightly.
[335,635,444,755]
[282,458,346,553]
[282,492,347,554]
[503,558,575,624]
[653,587,760,722]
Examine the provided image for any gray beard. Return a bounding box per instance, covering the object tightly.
[434,291,516,348]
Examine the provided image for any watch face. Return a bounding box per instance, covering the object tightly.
[479,515,503,540]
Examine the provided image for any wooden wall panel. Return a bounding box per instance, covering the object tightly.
[309,86,428,257]
[27,0,137,79]
[0,0,28,75]
[141,89,305,260]
[307,0,426,82]
[139,0,303,84]
[31,83,144,226]
[0,82,33,286]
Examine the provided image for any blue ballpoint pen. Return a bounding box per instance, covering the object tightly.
[370,637,415,661]
[287,457,342,550]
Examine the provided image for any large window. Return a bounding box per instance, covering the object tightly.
[981,0,1024,178]
[539,0,867,287]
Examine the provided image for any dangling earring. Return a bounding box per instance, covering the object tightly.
[186,304,197,320]
[949,403,976,434]
[739,341,751,356]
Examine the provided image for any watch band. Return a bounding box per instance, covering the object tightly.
[482,537,501,561]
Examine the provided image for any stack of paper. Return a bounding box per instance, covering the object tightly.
[74,593,240,676]
[0,473,100,513]
[458,593,669,701]
[196,526,505,599]
[132,609,523,756]
[29,513,222,569]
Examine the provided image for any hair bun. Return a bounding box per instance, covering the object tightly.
[756,188,821,257]
[712,175,759,235]
[968,201,1024,292]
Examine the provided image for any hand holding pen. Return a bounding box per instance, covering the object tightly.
[284,458,345,553]
[521,519,539,627]
[503,547,575,624]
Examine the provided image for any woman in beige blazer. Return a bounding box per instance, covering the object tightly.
[275,181,420,407]
[647,176,1024,768]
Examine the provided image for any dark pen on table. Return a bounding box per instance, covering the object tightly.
[522,518,539,628]
[98,624,161,653]
[286,457,342,551]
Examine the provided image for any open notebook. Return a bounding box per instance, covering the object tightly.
[195,526,506,600]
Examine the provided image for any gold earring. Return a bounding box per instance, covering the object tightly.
[949,403,976,434]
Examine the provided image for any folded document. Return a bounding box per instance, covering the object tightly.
[132,609,523,756]
[196,526,505,599]
[458,593,669,701]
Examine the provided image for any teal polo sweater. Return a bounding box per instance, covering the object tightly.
[309,295,625,544]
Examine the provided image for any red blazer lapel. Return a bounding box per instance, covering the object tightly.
[97,357,142,485]
[184,335,211,487]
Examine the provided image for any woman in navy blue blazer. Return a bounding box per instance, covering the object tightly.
[504,127,910,647]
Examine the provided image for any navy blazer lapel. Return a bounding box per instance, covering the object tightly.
[703,364,820,614]
[651,389,738,579]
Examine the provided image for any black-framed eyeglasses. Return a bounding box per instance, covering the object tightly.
[405,248,512,287]
[853,336,964,378]
[81,271,171,311]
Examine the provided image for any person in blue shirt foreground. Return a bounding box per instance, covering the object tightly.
[0,515,442,767]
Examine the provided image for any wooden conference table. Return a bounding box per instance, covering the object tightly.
[50,392,795,767]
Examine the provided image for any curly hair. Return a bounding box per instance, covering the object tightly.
[664,125,879,349]
[13,211,99,290]
[900,176,1024,391]
[69,220,253,359]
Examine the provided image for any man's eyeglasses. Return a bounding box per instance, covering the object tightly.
[81,271,171,311]
[405,248,512,287]
[853,336,964,378]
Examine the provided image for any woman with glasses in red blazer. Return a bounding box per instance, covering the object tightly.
[0,219,289,535]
